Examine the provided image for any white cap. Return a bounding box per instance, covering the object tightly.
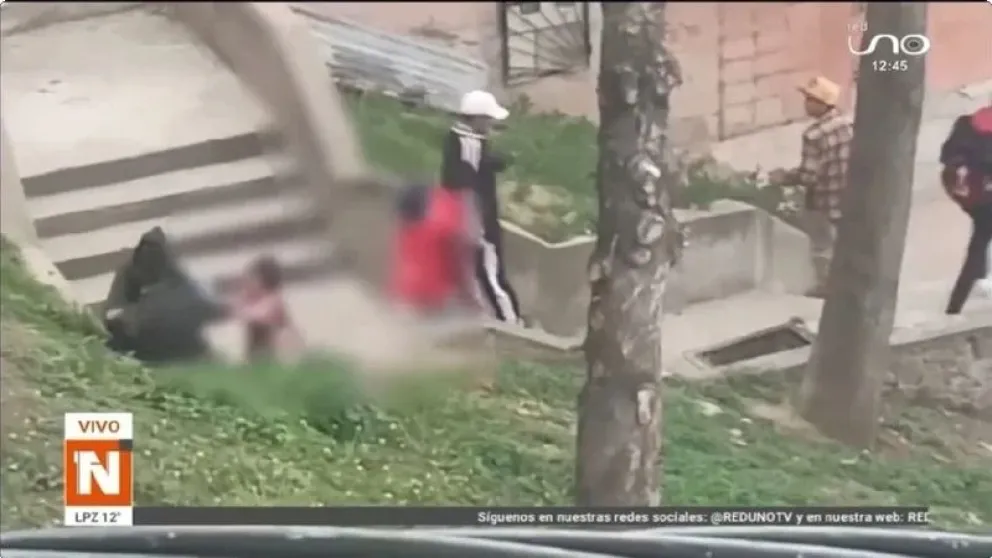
[459,90,509,120]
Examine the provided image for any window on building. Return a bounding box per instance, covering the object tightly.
[510,2,541,15]
[498,1,592,86]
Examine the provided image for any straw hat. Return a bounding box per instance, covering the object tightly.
[798,76,841,107]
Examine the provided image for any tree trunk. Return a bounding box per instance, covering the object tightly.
[797,2,927,448]
[575,2,683,506]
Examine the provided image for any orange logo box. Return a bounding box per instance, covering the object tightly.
[64,439,133,507]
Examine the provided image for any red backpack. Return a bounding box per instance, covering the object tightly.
[941,107,992,208]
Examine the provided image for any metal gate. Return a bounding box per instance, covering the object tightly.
[498,2,592,86]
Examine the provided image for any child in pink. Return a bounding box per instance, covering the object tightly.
[229,256,301,362]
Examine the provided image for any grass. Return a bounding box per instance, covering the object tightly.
[2,238,990,531]
[345,93,799,242]
[347,94,599,242]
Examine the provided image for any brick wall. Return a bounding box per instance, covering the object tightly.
[295,2,992,147]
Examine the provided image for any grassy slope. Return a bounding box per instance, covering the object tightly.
[346,94,794,241]
[2,240,989,530]
[348,94,600,241]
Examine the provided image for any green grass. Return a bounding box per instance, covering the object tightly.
[345,93,798,242]
[2,238,989,531]
[348,94,598,241]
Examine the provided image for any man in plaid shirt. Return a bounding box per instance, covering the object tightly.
[770,76,854,297]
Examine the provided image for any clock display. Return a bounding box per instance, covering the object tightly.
[871,59,909,72]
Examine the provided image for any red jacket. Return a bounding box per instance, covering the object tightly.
[390,187,472,310]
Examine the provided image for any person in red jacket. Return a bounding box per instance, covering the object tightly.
[390,183,482,316]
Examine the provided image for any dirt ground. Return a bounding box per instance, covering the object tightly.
[747,390,992,464]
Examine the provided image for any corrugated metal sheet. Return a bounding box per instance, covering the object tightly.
[297,11,489,113]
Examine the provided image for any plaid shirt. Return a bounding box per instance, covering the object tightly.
[797,108,854,221]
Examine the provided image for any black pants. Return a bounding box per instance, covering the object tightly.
[946,203,992,314]
[474,239,521,323]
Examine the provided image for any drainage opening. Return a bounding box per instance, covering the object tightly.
[696,323,812,367]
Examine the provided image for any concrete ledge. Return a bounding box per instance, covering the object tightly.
[10,244,83,305]
[502,199,816,337]
[670,313,992,414]
[169,3,403,290]
[720,313,992,376]
[1,2,142,36]
[755,208,818,296]
[21,133,264,197]
[486,320,584,365]
[1,121,37,246]
[34,173,295,239]
[2,120,80,304]
[169,2,365,188]
[500,221,593,338]
[55,212,325,281]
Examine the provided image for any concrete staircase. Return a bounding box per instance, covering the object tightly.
[21,132,336,309]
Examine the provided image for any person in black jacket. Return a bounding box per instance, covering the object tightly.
[941,104,992,314]
[103,227,226,365]
[439,90,523,324]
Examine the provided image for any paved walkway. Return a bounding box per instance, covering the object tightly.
[3,9,988,369]
[204,79,992,367]
[0,10,266,177]
[660,82,992,366]
[712,81,992,290]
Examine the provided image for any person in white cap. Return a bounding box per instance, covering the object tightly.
[438,90,523,324]
[769,76,854,298]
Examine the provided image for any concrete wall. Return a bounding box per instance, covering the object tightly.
[1,119,78,301]
[669,202,766,310]
[0,3,140,302]
[297,2,992,147]
[169,3,364,186]
[167,2,401,289]
[0,121,37,246]
[1,2,397,298]
[502,200,815,337]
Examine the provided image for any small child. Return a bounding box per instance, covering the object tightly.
[230,256,301,362]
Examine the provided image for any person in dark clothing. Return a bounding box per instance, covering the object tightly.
[103,227,179,312]
[103,227,225,364]
[440,90,523,324]
[942,105,992,315]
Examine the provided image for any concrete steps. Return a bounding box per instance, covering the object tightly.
[71,237,333,307]
[31,155,286,238]
[24,133,337,308]
[21,133,267,198]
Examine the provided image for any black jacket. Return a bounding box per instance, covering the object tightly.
[940,108,992,208]
[440,123,508,249]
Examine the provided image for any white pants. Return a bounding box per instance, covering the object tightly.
[976,242,992,298]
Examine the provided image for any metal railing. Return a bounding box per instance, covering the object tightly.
[294,9,489,114]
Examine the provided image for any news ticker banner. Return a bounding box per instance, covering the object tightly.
[63,412,931,528]
[70,505,932,528]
